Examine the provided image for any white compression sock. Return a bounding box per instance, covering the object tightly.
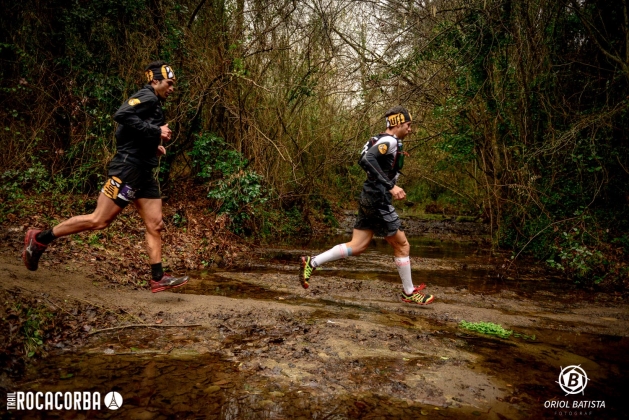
[311,244,352,268]
[395,256,415,295]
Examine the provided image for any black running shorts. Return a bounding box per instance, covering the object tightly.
[353,184,401,237]
[101,161,161,208]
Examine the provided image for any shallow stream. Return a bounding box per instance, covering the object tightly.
[12,235,628,419]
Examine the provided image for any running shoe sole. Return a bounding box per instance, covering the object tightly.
[151,277,190,293]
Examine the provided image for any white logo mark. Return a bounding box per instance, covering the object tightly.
[557,365,588,395]
[104,392,123,410]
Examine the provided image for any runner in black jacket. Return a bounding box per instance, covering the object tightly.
[298,106,434,305]
[22,61,189,293]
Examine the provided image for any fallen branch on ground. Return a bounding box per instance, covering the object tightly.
[88,324,202,335]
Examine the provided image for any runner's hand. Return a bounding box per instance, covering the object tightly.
[390,185,406,200]
[156,145,166,156]
[160,124,172,142]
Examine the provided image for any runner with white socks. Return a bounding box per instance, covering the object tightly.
[299,106,434,305]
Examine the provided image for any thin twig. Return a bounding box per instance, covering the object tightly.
[67,296,142,323]
[89,324,202,335]
[507,216,580,268]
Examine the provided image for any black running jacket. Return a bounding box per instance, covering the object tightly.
[112,85,164,169]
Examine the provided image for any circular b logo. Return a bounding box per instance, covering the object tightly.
[104,391,123,410]
[557,365,588,395]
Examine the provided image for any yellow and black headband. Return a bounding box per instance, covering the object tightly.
[145,65,176,82]
[386,110,412,127]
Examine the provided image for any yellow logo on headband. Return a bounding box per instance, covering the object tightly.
[145,66,176,82]
[386,113,411,127]
[128,98,141,106]
[161,65,176,80]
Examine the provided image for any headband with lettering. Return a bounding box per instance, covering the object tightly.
[386,110,412,127]
[145,65,176,82]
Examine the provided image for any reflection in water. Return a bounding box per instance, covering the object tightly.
[183,234,571,298]
[302,234,492,260]
[16,353,493,419]
[172,273,290,300]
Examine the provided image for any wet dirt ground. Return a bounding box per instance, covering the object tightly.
[2,234,628,419]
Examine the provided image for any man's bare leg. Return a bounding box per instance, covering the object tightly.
[134,198,163,264]
[53,193,123,237]
[23,193,123,271]
[384,230,410,258]
[135,197,188,292]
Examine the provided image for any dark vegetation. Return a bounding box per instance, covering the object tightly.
[0,287,115,391]
[0,0,627,286]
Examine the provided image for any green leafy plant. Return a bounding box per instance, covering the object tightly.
[191,132,268,234]
[17,305,53,358]
[459,320,513,339]
[172,213,187,227]
[546,227,604,283]
[459,320,536,340]
[513,332,536,341]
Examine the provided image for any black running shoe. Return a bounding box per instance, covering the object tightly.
[150,274,189,293]
[23,229,47,271]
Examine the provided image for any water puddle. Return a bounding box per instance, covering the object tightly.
[14,350,499,419]
[272,234,493,259]
[15,314,627,419]
[239,236,581,299]
[171,272,291,300]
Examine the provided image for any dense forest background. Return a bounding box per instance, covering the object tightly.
[1,0,628,285]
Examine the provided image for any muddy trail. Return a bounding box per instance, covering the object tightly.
[2,234,628,420]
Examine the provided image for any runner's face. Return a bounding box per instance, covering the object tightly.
[153,79,175,100]
[396,121,412,139]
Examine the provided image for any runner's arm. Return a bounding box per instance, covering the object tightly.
[113,91,162,141]
[358,139,396,190]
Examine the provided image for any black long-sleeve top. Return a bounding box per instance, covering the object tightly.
[112,85,164,169]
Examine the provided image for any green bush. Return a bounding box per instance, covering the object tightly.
[191,132,268,234]
[546,228,605,283]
